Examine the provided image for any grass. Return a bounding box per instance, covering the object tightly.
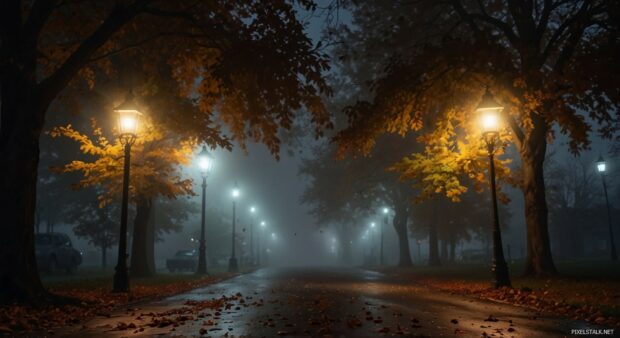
[42,266,230,292]
[381,259,620,319]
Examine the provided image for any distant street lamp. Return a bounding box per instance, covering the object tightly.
[250,206,256,265]
[596,156,618,261]
[381,207,389,266]
[112,92,141,293]
[370,222,377,264]
[229,184,240,272]
[477,88,511,288]
[258,221,266,265]
[196,146,214,275]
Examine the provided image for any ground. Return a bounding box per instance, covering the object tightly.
[46,267,614,337]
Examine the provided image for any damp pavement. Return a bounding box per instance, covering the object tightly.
[57,267,602,337]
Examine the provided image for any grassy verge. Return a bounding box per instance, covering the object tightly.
[378,260,620,327]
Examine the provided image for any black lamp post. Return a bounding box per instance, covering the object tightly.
[597,156,618,261]
[477,89,511,288]
[196,146,214,275]
[370,222,377,265]
[381,207,389,266]
[112,93,141,293]
[229,184,240,272]
[257,221,266,266]
[249,206,256,265]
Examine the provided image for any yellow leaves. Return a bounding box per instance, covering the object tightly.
[52,117,196,206]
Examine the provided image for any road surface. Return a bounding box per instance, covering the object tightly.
[60,267,600,337]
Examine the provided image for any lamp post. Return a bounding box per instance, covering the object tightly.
[258,221,266,266]
[250,206,256,265]
[381,207,389,266]
[597,156,618,261]
[229,184,240,272]
[112,93,141,293]
[196,146,214,275]
[477,88,511,288]
[370,222,376,265]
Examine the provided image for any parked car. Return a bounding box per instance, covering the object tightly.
[35,233,82,274]
[166,250,198,272]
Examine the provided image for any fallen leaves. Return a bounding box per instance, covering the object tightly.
[0,274,229,333]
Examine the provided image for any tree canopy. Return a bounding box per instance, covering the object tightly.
[332,0,619,277]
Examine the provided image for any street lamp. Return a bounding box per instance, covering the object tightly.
[196,146,214,275]
[381,207,389,266]
[112,92,141,293]
[596,156,617,261]
[229,184,240,272]
[370,222,377,265]
[477,88,511,288]
[250,206,256,265]
[258,221,266,266]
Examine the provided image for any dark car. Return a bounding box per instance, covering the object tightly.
[166,250,198,272]
[35,233,82,274]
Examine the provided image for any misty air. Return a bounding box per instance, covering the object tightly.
[0,1,618,337]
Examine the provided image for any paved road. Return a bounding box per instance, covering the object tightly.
[61,267,598,337]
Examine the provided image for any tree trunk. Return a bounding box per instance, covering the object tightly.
[440,240,448,261]
[428,224,441,266]
[146,200,156,273]
[0,61,49,303]
[428,201,441,266]
[521,120,557,276]
[449,236,456,263]
[102,245,107,269]
[393,201,413,267]
[130,197,154,277]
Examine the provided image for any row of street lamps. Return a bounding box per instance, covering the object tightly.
[109,89,615,292]
[109,93,274,292]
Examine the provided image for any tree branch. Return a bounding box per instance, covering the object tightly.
[23,0,55,45]
[504,113,524,147]
[38,0,149,104]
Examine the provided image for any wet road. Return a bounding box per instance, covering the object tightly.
[62,267,593,337]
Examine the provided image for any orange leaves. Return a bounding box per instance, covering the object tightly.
[51,117,196,208]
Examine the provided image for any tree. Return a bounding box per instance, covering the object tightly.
[334,0,619,277]
[69,198,119,268]
[0,0,331,303]
[51,118,195,277]
[300,135,418,267]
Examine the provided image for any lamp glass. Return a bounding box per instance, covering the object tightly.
[232,188,240,198]
[117,110,140,136]
[480,110,500,135]
[597,162,606,173]
[197,146,214,175]
[382,207,389,214]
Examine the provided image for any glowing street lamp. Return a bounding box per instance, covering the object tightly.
[370,222,377,265]
[476,88,511,288]
[229,183,240,272]
[196,146,214,275]
[112,92,141,293]
[249,206,257,265]
[596,156,617,261]
[381,207,390,266]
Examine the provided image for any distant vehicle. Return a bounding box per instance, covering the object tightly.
[460,249,488,263]
[166,250,198,272]
[35,233,82,274]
